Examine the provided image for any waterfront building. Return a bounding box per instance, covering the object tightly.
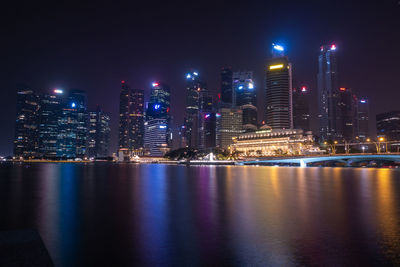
[293,86,310,132]
[184,71,206,148]
[144,82,172,155]
[357,98,369,140]
[337,87,358,141]
[130,88,145,151]
[318,44,339,141]
[197,91,216,149]
[38,89,65,158]
[265,44,293,129]
[14,87,40,158]
[231,126,319,157]
[56,90,87,159]
[144,118,171,156]
[376,111,400,141]
[118,80,131,151]
[220,67,233,105]
[216,107,243,149]
[88,107,111,158]
[233,71,257,131]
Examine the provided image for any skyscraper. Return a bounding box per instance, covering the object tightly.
[293,85,310,132]
[220,67,233,105]
[14,87,40,158]
[119,80,131,150]
[357,98,369,140]
[216,108,243,149]
[233,71,257,131]
[265,44,293,129]
[144,82,172,155]
[38,89,65,159]
[56,90,87,159]
[88,107,111,158]
[130,88,145,151]
[337,87,357,141]
[198,91,216,150]
[318,44,339,141]
[184,71,206,148]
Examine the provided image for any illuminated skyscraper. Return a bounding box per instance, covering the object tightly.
[184,71,206,148]
[38,89,65,158]
[357,98,369,140]
[14,87,40,158]
[144,82,172,155]
[293,85,310,132]
[220,67,233,105]
[233,71,257,131]
[265,44,293,129]
[216,108,243,148]
[198,91,216,149]
[56,90,87,159]
[130,88,145,151]
[88,107,111,158]
[318,44,339,141]
[119,80,131,150]
[337,87,357,141]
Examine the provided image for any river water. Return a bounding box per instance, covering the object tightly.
[1,163,400,266]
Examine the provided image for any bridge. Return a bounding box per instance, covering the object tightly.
[239,154,400,167]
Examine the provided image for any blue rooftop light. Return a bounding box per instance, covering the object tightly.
[238,85,244,90]
[71,102,76,108]
[154,104,160,110]
[193,72,198,76]
[186,74,192,79]
[273,44,284,51]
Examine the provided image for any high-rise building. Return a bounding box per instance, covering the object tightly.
[357,98,369,140]
[144,118,170,156]
[38,89,65,158]
[130,88,145,151]
[197,91,216,150]
[56,90,87,159]
[14,87,40,158]
[184,71,206,148]
[88,107,111,158]
[119,80,131,150]
[293,86,311,132]
[376,111,400,141]
[265,44,293,129]
[233,71,257,131]
[318,44,339,141]
[337,87,357,141]
[220,67,233,105]
[144,82,172,155]
[216,107,243,149]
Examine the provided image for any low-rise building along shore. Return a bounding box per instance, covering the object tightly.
[231,126,321,157]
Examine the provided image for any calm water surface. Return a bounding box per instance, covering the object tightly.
[1,163,400,266]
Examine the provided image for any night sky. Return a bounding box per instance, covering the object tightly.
[1,0,399,155]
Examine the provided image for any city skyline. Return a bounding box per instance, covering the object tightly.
[1,1,400,155]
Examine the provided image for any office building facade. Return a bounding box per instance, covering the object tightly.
[318,44,339,141]
[88,107,111,158]
[14,87,40,158]
[265,49,293,129]
[293,86,310,132]
[216,107,243,149]
[233,71,257,131]
[376,111,400,141]
[357,98,369,140]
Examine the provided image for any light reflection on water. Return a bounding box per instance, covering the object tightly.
[0,164,400,266]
